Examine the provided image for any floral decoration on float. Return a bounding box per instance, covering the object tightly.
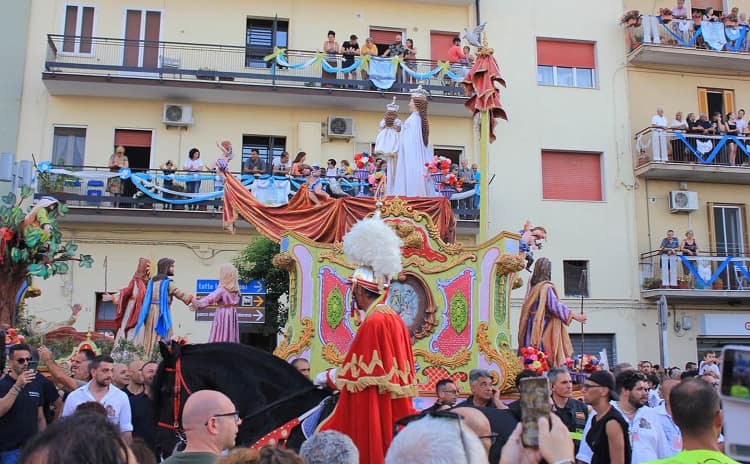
[519,346,549,375]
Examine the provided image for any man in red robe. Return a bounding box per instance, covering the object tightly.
[318,214,417,464]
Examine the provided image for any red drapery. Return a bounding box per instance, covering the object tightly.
[463,53,508,143]
[221,173,456,243]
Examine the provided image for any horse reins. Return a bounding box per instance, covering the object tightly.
[157,357,193,435]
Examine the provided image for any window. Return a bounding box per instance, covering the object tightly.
[434,147,464,167]
[63,5,95,54]
[430,31,460,62]
[369,28,405,56]
[569,334,616,368]
[536,39,596,88]
[541,150,603,201]
[94,292,117,333]
[52,127,86,167]
[242,135,286,169]
[698,88,734,120]
[563,260,589,297]
[246,18,289,68]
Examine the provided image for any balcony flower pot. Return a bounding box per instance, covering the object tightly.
[643,277,662,290]
[712,278,725,290]
[677,279,690,289]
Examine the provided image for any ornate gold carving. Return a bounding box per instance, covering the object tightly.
[497,254,526,276]
[322,342,346,366]
[476,322,523,393]
[319,250,355,269]
[393,222,423,250]
[381,198,464,256]
[413,347,471,370]
[512,276,524,290]
[401,253,477,274]
[273,318,314,360]
[271,252,296,271]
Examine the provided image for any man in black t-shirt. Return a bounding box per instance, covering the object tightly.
[548,367,588,452]
[341,34,360,81]
[0,344,47,463]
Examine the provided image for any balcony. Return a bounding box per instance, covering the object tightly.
[626,16,750,74]
[35,165,479,233]
[42,35,471,117]
[633,127,750,184]
[639,249,750,303]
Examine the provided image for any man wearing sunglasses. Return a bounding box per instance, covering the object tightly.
[0,344,47,464]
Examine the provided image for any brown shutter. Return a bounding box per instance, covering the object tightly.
[369,28,400,46]
[697,88,709,116]
[542,151,602,201]
[114,130,152,148]
[63,5,78,53]
[124,10,142,67]
[691,0,723,10]
[143,11,161,68]
[430,32,458,62]
[537,39,596,68]
[723,90,735,115]
[79,7,94,53]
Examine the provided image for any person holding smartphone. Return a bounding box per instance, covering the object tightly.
[0,344,47,464]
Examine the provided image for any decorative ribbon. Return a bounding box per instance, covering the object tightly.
[679,255,750,288]
[657,16,704,47]
[672,132,750,164]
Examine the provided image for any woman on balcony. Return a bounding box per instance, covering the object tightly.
[322,30,340,89]
[183,148,204,211]
[680,230,699,281]
[107,146,129,198]
[726,112,739,165]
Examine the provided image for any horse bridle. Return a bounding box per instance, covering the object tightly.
[157,356,193,440]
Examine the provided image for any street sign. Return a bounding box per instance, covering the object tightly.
[194,307,265,324]
[195,279,266,294]
[240,294,265,307]
[194,279,267,324]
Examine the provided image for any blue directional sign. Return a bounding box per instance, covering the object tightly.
[194,279,267,324]
[196,279,266,294]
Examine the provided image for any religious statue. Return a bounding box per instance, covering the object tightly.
[518,258,587,368]
[375,97,401,196]
[191,263,241,343]
[391,86,437,197]
[133,258,193,358]
[103,257,151,343]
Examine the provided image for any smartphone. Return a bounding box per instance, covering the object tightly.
[27,361,39,373]
[720,346,750,462]
[720,346,750,400]
[519,376,551,448]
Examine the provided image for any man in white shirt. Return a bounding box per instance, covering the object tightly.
[651,107,669,162]
[735,109,747,137]
[62,354,133,443]
[654,379,681,458]
[577,370,671,463]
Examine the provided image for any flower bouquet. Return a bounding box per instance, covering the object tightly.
[426,156,452,192]
[519,346,550,375]
[368,171,386,187]
[575,354,603,373]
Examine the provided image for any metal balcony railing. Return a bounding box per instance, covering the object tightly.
[634,127,750,166]
[628,15,749,52]
[44,34,469,96]
[640,249,750,291]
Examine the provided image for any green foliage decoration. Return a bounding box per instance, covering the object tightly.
[326,287,345,329]
[449,291,469,333]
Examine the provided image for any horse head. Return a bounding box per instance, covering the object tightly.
[152,341,331,457]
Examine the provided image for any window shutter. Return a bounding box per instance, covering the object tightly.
[697,88,709,116]
[63,5,78,52]
[569,334,617,367]
[537,39,595,68]
[542,151,602,201]
[79,7,94,53]
[370,29,401,46]
[114,130,152,148]
[691,0,723,10]
[723,90,735,115]
[430,32,459,62]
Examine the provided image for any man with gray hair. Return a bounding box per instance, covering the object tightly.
[385,414,487,464]
[548,367,588,451]
[300,430,358,464]
[651,107,668,161]
[613,362,634,377]
[458,369,507,409]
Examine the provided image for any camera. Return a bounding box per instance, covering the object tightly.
[720,345,750,461]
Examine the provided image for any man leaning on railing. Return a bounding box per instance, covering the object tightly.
[660,229,680,288]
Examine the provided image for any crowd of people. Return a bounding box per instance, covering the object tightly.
[649,107,750,165]
[2,336,735,464]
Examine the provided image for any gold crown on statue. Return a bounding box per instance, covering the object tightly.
[410,84,428,100]
[386,96,400,112]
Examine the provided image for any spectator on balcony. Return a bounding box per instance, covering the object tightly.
[360,37,379,81]
[669,112,688,161]
[680,229,699,278]
[404,39,417,84]
[184,148,204,210]
[651,108,669,162]
[447,37,466,64]
[273,152,291,175]
[339,159,353,177]
[322,30,340,89]
[458,159,475,218]
[243,149,267,175]
[306,165,330,205]
[736,109,747,137]
[660,229,681,288]
[290,152,307,177]
[107,146,129,196]
[325,159,338,177]
[382,34,406,84]
[463,46,476,66]
[341,34,360,83]
[726,112,739,165]
[673,0,688,19]
[472,163,480,219]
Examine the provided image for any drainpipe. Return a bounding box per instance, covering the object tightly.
[475,0,481,25]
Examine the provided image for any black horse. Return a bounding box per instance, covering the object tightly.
[152,342,333,458]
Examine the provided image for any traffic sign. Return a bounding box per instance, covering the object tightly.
[241,294,265,307]
[194,307,265,324]
[195,279,266,294]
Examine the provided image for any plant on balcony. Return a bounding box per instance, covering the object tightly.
[0,187,93,327]
[620,10,642,27]
[37,171,79,197]
[642,277,662,290]
[660,8,673,23]
[677,275,691,289]
[712,277,725,290]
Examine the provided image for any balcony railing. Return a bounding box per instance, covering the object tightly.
[44,34,468,96]
[35,165,478,222]
[640,249,750,292]
[634,127,750,166]
[628,15,749,52]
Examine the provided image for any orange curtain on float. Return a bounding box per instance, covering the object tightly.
[221,173,456,243]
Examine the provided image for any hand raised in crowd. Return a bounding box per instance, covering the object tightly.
[37,346,53,363]
[500,415,575,464]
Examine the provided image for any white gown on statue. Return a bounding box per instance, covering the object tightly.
[375,118,401,196]
[392,112,436,197]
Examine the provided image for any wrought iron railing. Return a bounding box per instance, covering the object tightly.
[44,34,468,96]
[628,15,749,52]
[640,249,750,291]
[634,127,750,166]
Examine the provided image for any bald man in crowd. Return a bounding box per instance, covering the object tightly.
[453,407,492,458]
[163,390,241,464]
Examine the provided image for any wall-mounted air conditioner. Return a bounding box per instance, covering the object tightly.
[326,116,355,138]
[163,104,193,127]
[668,191,698,212]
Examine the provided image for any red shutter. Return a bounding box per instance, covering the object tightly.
[115,130,152,148]
[124,10,142,67]
[370,29,401,46]
[537,40,595,68]
[80,7,95,53]
[430,32,459,62]
[143,11,161,67]
[691,0,722,10]
[63,5,78,52]
[542,151,602,201]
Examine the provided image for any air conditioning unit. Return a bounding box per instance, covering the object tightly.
[163,104,193,126]
[327,116,355,138]
[668,191,698,212]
